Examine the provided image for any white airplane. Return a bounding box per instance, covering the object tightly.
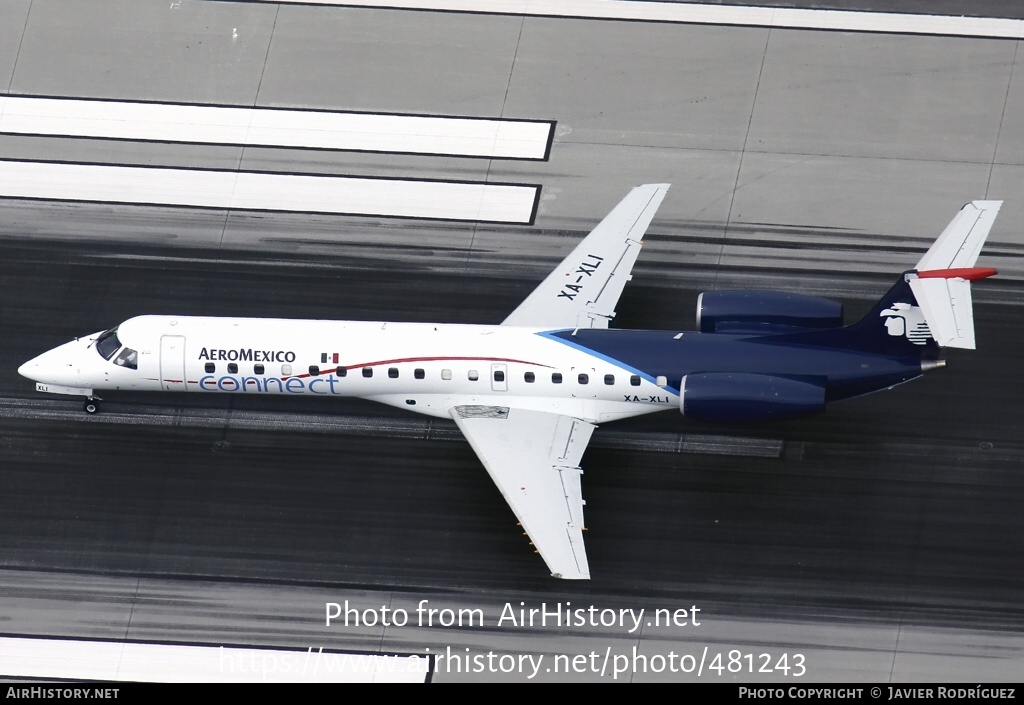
[19,185,1000,580]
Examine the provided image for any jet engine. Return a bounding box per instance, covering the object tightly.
[697,290,843,334]
[680,373,826,423]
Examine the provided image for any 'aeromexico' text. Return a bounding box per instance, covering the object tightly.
[198,348,296,363]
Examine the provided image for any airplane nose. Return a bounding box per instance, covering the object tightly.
[18,345,80,385]
[18,357,40,381]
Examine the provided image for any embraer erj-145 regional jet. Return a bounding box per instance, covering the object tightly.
[20,185,1001,580]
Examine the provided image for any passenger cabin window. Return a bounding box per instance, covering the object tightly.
[441,369,452,380]
[254,364,265,375]
[336,366,346,377]
[205,363,215,374]
[493,370,505,382]
[414,368,425,379]
[281,364,292,376]
[524,372,535,383]
[388,367,399,379]
[362,368,373,378]
[94,327,121,361]
[630,375,641,386]
[552,373,562,384]
[468,370,479,381]
[578,373,589,385]
[228,363,238,374]
[114,348,138,370]
[604,374,615,385]
[309,365,319,376]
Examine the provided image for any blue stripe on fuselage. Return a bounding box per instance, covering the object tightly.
[538,329,681,395]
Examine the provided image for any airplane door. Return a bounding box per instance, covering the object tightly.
[490,363,508,392]
[160,335,187,392]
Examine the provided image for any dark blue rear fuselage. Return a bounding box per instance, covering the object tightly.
[546,329,925,402]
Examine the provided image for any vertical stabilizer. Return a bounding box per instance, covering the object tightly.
[775,201,1000,355]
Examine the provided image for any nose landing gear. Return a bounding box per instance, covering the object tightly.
[84,396,101,414]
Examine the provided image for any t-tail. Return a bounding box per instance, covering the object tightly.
[787,200,1001,358]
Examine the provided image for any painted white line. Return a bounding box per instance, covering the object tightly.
[0,636,429,683]
[261,0,1024,39]
[0,96,552,160]
[0,161,538,223]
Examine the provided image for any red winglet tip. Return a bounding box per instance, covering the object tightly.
[917,267,998,281]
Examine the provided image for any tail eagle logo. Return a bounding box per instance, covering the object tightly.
[880,303,931,345]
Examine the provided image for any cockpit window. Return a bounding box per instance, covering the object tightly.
[94,326,137,370]
[114,347,138,370]
[95,327,122,361]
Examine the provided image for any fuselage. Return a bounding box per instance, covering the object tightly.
[19,314,927,423]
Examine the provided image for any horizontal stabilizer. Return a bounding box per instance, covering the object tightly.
[908,200,1001,350]
[915,200,1001,271]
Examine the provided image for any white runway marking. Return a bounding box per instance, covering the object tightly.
[0,96,552,160]
[262,0,1024,39]
[0,161,538,223]
[0,636,429,683]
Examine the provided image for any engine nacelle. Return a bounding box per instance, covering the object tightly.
[696,290,843,334]
[680,373,825,423]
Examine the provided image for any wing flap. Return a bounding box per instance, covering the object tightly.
[451,405,595,579]
[502,184,669,329]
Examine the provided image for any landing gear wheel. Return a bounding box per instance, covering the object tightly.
[84,398,100,414]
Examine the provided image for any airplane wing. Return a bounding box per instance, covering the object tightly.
[450,405,595,579]
[911,200,1002,349]
[502,183,670,329]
